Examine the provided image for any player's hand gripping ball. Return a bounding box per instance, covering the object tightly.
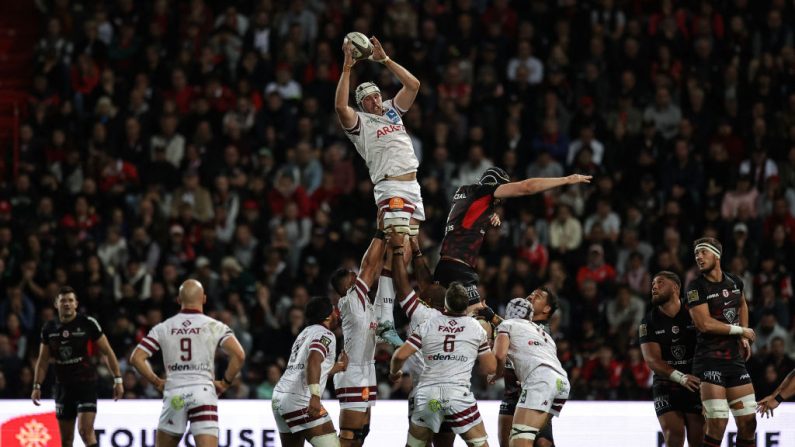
[344,32,373,60]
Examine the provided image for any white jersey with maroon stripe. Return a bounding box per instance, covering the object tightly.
[399,290,441,379]
[338,277,377,366]
[343,99,419,184]
[497,319,567,384]
[407,314,490,389]
[274,324,336,399]
[136,310,234,391]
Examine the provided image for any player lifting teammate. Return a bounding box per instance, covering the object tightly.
[639,271,703,447]
[390,280,497,447]
[335,34,423,338]
[32,286,124,447]
[492,299,570,447]
[489,288,559,447]
[436,169,590,306]
[328,229,387,446]
[130,280,246,447]
[686,238,757,447]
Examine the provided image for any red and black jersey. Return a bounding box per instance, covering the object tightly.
[41,314,103,384]
[639,302,697,383]
[439,183,499,267]
[685,272,744,362]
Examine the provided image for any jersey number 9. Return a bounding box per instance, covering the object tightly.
[180,338,192,361]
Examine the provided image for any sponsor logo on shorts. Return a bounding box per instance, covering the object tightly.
[654,396,670,411]
[740,373,751,381]
[428,400,443,413]
[170,395,185,410]
[702,371,722,383]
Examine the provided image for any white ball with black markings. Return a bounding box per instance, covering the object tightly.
[344,32,373,60]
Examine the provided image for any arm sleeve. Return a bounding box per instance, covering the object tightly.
[406,321,425,351]
[217,322,234,347]
[308,332,334,359]
[339,276,370,316]
[477,325,491,356]
[399,290,437,326]
[496,320,512,337]
[86,316,103,340]
[137,325,162,356]
[685,281,707,309]
[638,315,655,345]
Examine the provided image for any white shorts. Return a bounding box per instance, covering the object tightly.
[333,363,377,411]
[271,390,333,434]
[158,384,219,437]
[517,371,570,417]
[411,386,482,434]
[374,179,425,221]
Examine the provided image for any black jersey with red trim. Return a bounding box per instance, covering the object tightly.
[440,183,499,267]
[41,314,103,384]
[685,272,744,361]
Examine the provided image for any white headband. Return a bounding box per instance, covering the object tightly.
[695,242,721,259]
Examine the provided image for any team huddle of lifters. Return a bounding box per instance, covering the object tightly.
[30,33,793,447]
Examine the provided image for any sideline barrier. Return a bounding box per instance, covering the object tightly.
[1,400,793,446]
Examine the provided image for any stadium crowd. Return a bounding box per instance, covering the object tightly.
[1,0,794,404]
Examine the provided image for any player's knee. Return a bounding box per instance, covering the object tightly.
[465,435,488,447]
[406,432,426,447]
[77,426,94,442]
[509,425,537,447]
[735,415,757,437]
[702,399,730,419]
[339,425,370,444]
[729,394,756,418]
[309,433,340,447]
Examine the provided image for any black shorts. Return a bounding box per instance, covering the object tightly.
[652,380,702,417]
[433,259,480,304]
[692,357,752,388]
[55,382,97,420]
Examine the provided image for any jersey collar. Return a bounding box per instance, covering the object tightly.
[179,309,203,314]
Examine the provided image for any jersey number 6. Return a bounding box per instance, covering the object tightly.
[180,338,192,361]
[443,335,456,352]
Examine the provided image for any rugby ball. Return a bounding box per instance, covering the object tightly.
[344,32,373,60]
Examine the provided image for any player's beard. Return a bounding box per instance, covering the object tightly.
[698,259,716,274]
[651,291,669,306]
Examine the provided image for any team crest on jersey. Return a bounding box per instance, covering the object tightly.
[182,319,192,327]
[62,330,69,338]
[385,108,400,124]
[59,346,72,360]
[671,345,685,360]
[723,308,737,323]
[722,289,729,298]
[319,336,332,348]
[671,325,679,334]
[448,319,458,327]
[639,324,647,337]
[687,290,699,303]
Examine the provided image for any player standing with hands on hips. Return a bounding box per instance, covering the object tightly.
[32,286,124,447]
[130,280,246,447]
[686,238,757,447]
[639,271,703,447]
[335,33,422,341]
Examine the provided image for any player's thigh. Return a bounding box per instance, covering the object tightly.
[57,418,76,445]
[700,382,727,401]
[187,385,220,438]
[432,431,456,447]
[498,414,513,447]
[340,407,370,427]
[513,408,550,432]
[656,412,686,446]
[193,434,219,447]
[277,431,306,447]
[76,411,97,440]
[459,421,488,445]
[409,422,434,443]
[684,412,705,444]
[411,388,445,433]
[156,430,183,447]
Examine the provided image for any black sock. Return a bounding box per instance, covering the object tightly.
[703,435,721,447]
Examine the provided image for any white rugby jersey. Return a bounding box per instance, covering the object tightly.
[275,324,336,398]
[398,290,442,378]
[407,314,490,389]
[136,310,234,390]
[344,99,419,183]
[497,319,567,384]
[339,277,377,365]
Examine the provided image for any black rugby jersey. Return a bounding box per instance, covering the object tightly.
[685,272,744,361]
[41,314,103,383]
[440,183,499,267]
[639,302,697,383]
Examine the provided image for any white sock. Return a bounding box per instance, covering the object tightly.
[375,273,395,326]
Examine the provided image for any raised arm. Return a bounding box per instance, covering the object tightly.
[390,232,413,300]
[639,341,700,392]
[410,236,433,291]
[95,335,124,400]
[31,343,50,406]
[358,236,387,289]
[492,332,510,380]
[335,41,358,129]
[370,37,420,113]
[494,174,591,199]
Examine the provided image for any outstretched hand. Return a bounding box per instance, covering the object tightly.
[370,36,387,62]
[342,40,356,67]
[566,174,592,185]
